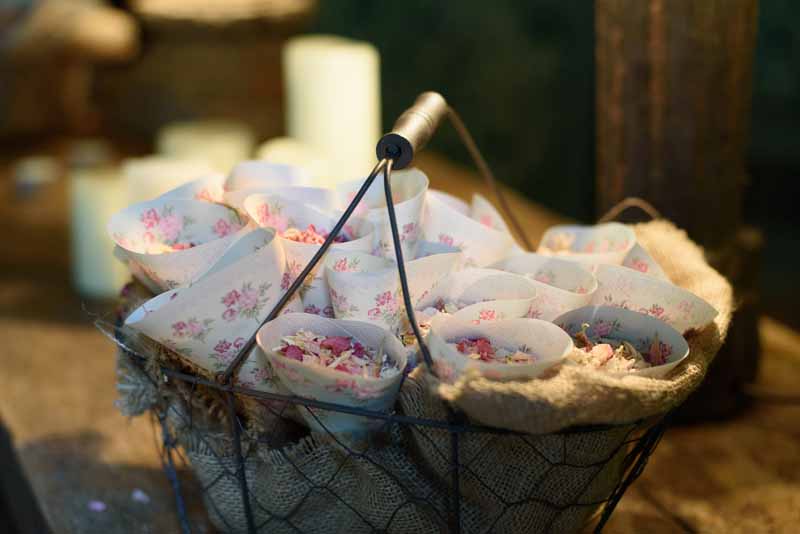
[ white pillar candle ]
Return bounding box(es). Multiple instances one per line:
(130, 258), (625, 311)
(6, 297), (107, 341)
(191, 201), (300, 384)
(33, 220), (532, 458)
(70, 166), (130, 298)
(123, 156), (215, 204)
(283, 35), (381, 186)
(157, 120), (255, 173)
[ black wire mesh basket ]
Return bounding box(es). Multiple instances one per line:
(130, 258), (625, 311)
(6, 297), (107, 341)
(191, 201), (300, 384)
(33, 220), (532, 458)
(105, 94), (678, 533)
(113, 330), (667, 534)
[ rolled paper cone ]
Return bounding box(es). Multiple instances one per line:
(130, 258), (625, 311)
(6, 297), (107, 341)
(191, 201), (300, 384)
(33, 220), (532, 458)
(125, 228), (302, 373)
(157, 120), (255, 173)
(404, 251), (463, 307)
(336, 168), (428, 260)
(108, 198), (246, 290)
(257, 313), (407, 436)
(427, 315), (573, 384)
(284, 35), (381, 186)
(255, 136), (333, 186)
(417, 268), (534, 309)
(590, 264), (718, 334)
(416, 269), (539, 326)
(157, 174), (226, 204)
(324, 252), (401, 332)
(243, 195), (374, 317)
(70, 165), (130, 298)
(491, 253), (598, 321)
(123, 156), (215, 204)
(554, 305), (690, 379)
(226, 185), (337, 215)
(622, 243), (670, 281)
(423, 190), (515, 267)
(536, 222), (636, 269)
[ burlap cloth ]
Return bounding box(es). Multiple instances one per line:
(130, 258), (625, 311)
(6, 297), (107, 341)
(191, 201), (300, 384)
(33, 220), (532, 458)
(425, 219), (733, 435)
(114, 219), (732, 533)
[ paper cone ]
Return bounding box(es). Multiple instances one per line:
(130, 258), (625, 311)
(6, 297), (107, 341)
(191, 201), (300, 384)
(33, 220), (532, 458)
(124, 227), (302, 374)
(491, 253), (598, 321)
(537, 222), (636, 269)
(427, 315), (573, 384)
(324, 252), (402, 332)
(416, 268), (537, 315)
(591, 264), (718, 334)
(225, 185), (337, 215)
(336, 168), (428, 259)
(244, 194), (375, 318)
(554, 305), (690, 378)
(109, 198), (247, 290)
(256, 313), (408, 436)
(422, 190), (516, 267)
(157, 174), (226, 204)
(404, 250), (463, 307)
(622, 243), (670, 281)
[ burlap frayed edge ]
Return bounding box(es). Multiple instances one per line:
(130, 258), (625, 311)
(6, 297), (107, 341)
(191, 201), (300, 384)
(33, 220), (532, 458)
(429, 220), (734, 435)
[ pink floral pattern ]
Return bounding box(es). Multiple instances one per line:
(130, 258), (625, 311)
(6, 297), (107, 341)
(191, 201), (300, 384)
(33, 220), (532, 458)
(332, 256), (361, 273)
(280, 260), (314, 297)
(212, 215), (242, 238)
(366, 290), (401, 325)
(472, 309), (500, 324)
(209, 336), (247, 370)
(304, 304), (335, 318)
(254, 201), (291, 233)
(220, 282), (272, 322)
(629, 258), (649, 273)
(324, 378), (382, 400)
(171, 317), (214, 343)
(533, 269), (556, 285)
(329, 287), (360, 317)
(139, 205), (195, 248)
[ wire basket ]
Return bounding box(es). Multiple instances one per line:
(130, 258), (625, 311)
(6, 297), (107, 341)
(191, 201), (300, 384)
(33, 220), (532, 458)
(105, 96), (682, 533)
(114, 336), (667, 534)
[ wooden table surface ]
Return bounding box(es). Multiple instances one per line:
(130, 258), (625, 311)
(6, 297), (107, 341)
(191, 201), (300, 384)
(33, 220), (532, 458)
(1, 153), (798, 533)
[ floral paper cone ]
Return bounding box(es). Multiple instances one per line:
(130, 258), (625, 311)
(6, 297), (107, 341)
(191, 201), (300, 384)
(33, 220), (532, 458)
(416, 268), (538, 323)
(157, 174), (226, 204)
(244, 194), (375, 318)
(537, 222), (636, 269)
(622, 243), (670, 281)
(590, 264), (718, 334)
(554, 305), (690, 378)
(225, 185), (337, 215)
(124, 227), (302, 374)
(256, 313), (408, 436)
(404, 251), (463, 307)
(422, 190), (516, 267)
(109, 198), (247, 290)
(427, 315), (573, 384)
(335, 168), (428, 259)
(491, 253), (598, 321)
(324, 252), (402, 332)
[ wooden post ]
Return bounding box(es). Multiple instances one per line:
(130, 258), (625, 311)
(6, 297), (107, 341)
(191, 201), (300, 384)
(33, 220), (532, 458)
(595, 0), (762, 420)
(596, 0), (757, 248)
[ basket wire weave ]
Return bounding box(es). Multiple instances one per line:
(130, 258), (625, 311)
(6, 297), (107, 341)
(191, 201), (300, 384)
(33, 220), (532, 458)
(107, 109), (671, 533)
